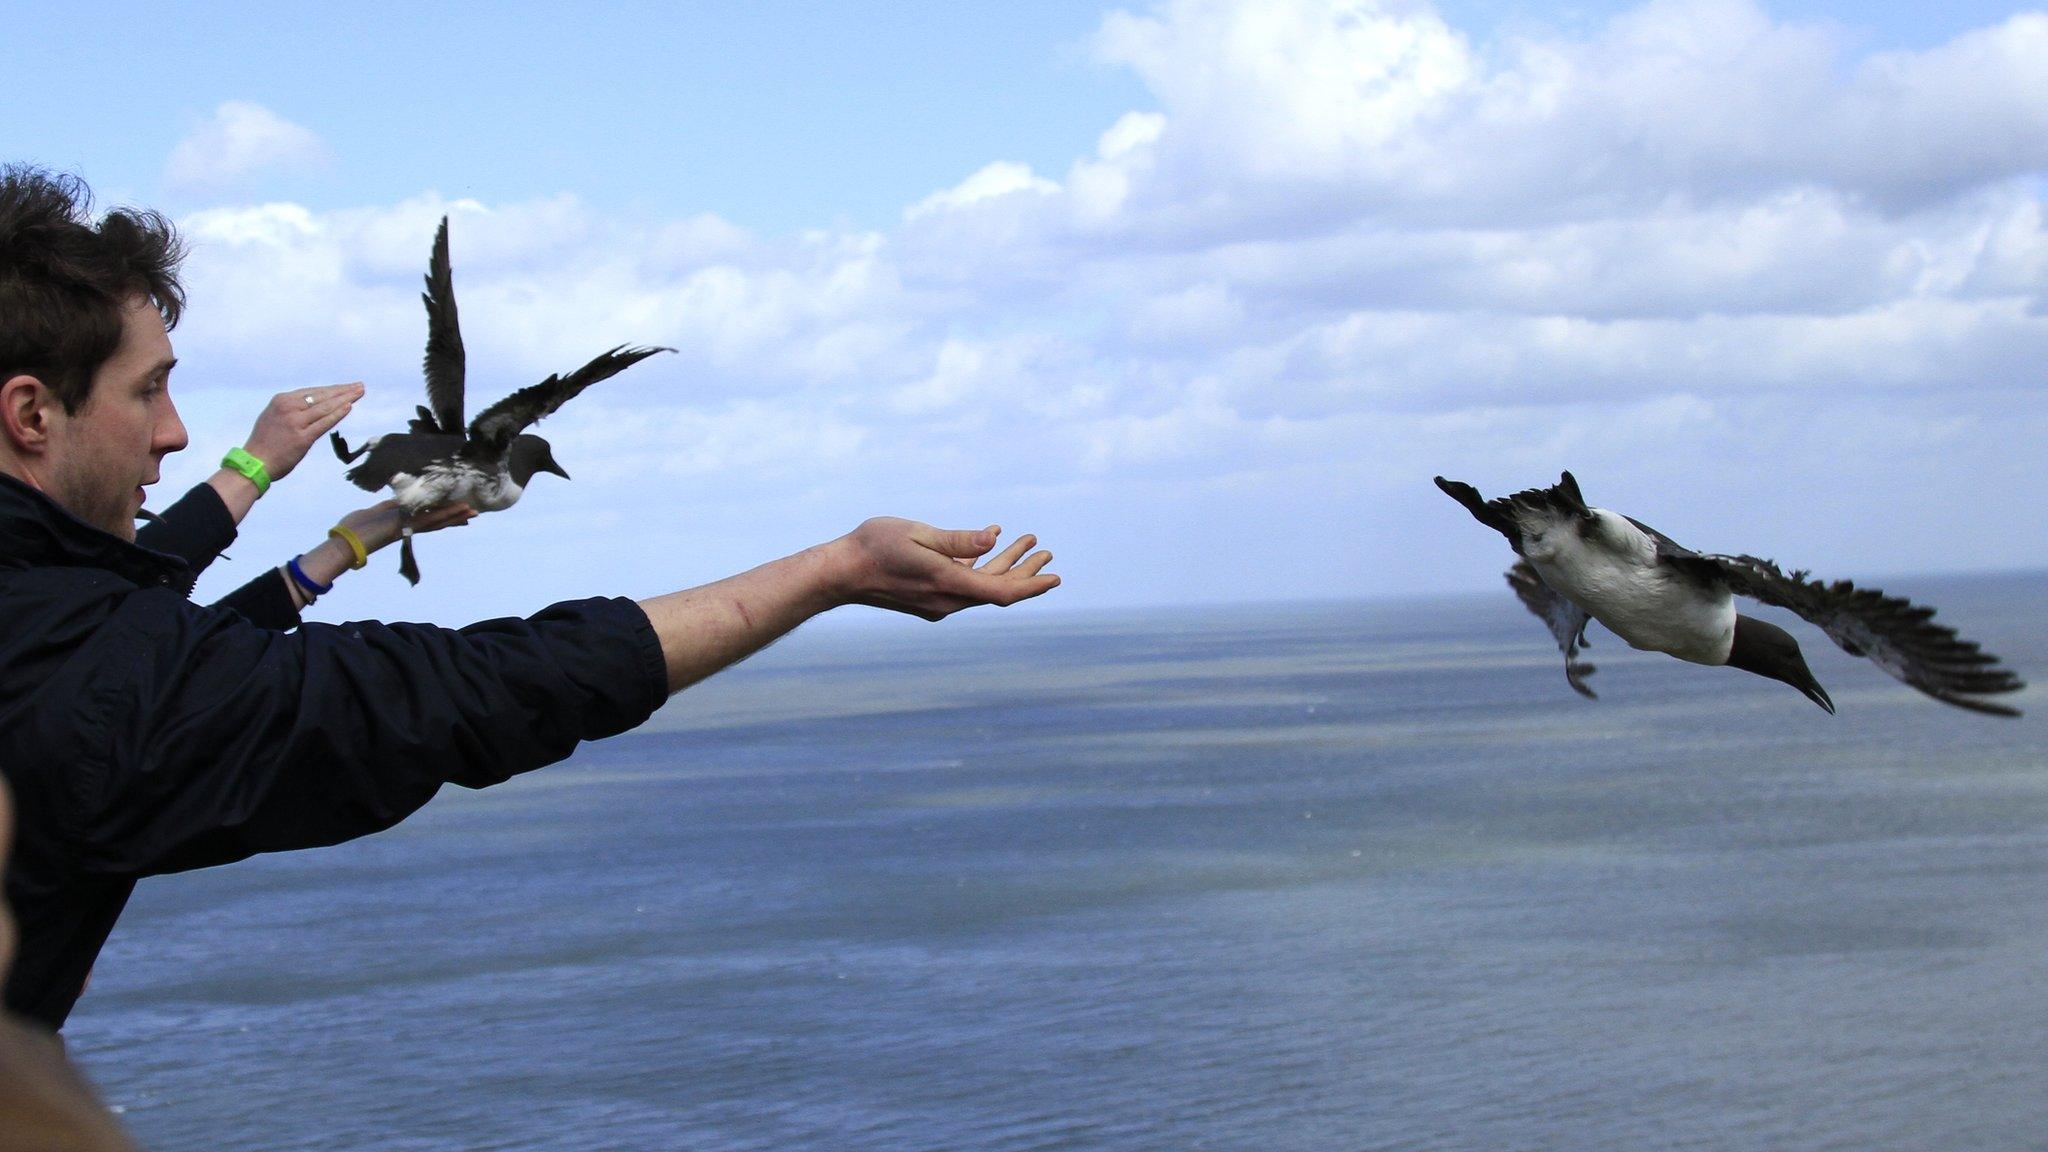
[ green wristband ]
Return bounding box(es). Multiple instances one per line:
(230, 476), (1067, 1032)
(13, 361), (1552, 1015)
(221, 446), (271, 495)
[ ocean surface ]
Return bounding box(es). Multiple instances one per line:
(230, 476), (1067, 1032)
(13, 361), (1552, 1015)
(72, 571), (2046, 1151)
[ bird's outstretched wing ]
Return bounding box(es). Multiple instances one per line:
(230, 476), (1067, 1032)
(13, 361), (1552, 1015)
(1435, 471), (1603, 557)
(465, 345), (672, 455)
(1435, 476), (1523, 551)
(420, 216), (466, 434)
(1506, 559), (1598, 699)
(1704, 555), (2026, 716)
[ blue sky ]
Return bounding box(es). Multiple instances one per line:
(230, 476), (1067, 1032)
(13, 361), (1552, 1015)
(12, 1), (2034, 230)
(11, 2), (1149, 233)
(5, 0), (2046, 625)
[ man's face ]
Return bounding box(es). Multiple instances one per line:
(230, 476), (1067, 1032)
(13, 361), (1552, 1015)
(43, 296), (188, 540)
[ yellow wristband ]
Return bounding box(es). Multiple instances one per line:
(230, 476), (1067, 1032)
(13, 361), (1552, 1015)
(327, 524), (369, 570)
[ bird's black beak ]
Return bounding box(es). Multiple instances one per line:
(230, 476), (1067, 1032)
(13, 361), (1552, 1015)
(1771, 652), (1834, 714)
(543, 459), (570, 480)
(1795, 675), (1835, 715)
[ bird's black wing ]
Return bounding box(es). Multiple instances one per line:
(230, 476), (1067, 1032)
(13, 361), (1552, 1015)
(1704, 554), (2026, 716)
(1506, 559), (1598, 699)
(421, 216), (466, 434)
(465, 345), (672, 455)
(340, 433), (466, 493)
(1436, 471), (1603, 556)
(1435, 476), (1523, 551)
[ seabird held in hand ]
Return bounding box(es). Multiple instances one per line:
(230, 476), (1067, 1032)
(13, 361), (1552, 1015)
(331, 216), (672, 583)
(1434, 471), (2026, 716)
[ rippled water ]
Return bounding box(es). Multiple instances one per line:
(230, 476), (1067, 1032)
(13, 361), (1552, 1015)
(73, 572), (2046, 1150)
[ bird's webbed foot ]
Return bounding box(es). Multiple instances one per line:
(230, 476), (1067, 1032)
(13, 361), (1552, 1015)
(1565, 659), (1598, 699)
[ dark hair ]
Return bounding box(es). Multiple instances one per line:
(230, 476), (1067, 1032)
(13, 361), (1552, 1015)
(0, 164), (187, 414)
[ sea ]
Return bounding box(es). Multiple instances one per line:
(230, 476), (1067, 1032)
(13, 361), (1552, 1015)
(69, 570), (2046, 1152)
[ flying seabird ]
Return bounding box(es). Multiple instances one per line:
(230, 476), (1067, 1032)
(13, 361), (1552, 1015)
(1434, 471), (2026, 716)
(331, 217), (671, 583)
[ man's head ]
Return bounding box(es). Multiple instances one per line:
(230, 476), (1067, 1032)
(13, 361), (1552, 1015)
(0, 166), (190, 539)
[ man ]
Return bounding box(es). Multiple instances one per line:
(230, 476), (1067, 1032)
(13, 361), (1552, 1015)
(0, 165), (1059, 1032)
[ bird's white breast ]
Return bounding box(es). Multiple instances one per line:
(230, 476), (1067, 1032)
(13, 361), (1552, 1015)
(388, 464), (523, 513)
(1522, 507), (1735, 665)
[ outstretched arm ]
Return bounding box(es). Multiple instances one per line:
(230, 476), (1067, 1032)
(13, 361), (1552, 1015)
(71, 524), (1053, 870)
(638, 518), (1058, 693)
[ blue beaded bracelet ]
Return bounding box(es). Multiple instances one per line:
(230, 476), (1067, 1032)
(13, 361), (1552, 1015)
(286, 556), (333, 596)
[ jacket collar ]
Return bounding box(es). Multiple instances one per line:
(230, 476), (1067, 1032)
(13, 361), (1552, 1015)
(0, 471), (194, 594)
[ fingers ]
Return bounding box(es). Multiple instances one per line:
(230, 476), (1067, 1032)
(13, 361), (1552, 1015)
(948, 543), (1059, 608)
(249, 383), (366, 479)
(918, 523), (1000, 560)
(268, 383), (362, 431)
(293, 386), (360, 430)
(278, 382), (364, 407)
(978, 533), (1037, 574)
(1012, 549), (1054, 579)
(411, 503), (477, 534)
(930, 573), (1060, 615)
(309, 400), (353, 437)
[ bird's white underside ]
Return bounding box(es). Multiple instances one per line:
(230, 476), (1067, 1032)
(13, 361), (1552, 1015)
(388, 465), (524, 514)
(1519, 506), (1736, 665)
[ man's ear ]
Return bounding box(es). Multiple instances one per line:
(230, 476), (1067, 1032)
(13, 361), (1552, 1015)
(0, 373), (58, 455)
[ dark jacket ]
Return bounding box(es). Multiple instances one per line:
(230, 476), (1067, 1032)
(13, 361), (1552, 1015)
(0, 473), (668, 1030)
(135, 482), (302, 629)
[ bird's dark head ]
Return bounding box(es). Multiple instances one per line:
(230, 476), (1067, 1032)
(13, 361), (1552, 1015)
(508, 435), (570, 486)
(1727, 615), (1834, 714)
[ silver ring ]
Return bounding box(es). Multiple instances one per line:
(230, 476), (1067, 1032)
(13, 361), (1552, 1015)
(303, 393), (316, 405)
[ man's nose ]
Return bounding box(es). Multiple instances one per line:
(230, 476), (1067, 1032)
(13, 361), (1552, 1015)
(157, 400), (190, 454)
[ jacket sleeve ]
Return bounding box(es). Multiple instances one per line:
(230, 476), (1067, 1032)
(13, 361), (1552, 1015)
(67, 592), (670, 876)
(133, 483), (236, 577)
(208, 567), (303, 630)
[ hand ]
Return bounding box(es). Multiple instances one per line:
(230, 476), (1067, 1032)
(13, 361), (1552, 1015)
(293, 501), (479, 595)
(243, 383), (364, 481)
(826, 518), (1059, 621)
(338, 500), (478, 553)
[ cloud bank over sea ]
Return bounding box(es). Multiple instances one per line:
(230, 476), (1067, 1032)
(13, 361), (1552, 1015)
(151, 0), (2047, 620)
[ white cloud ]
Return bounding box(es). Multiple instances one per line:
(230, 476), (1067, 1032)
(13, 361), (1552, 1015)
(907, 161), (1061, 219)
(1066, 0), (2048, 234)
(1095, 0), (1477, 180)
(163, 1), (2048, 616)
(164, 101), (332, 194)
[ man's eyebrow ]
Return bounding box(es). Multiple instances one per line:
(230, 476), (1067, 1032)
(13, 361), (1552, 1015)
(138, 356), (178, 382)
